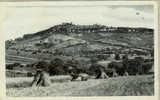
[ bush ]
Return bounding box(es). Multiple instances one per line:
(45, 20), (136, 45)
(141, 62), (153, 74)
(6, 64), (14, 70)
(35, 61), (50, 72)
(108, 61), (125, 76)
(115, 53), (120, 60)
(6, 63), (21, 70)
(49, 58), (68, 75)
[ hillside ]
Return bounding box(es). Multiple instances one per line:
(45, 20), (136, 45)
(5, 23), (154, 64)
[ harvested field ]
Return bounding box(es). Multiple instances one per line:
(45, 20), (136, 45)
(6, 75), (154, 96)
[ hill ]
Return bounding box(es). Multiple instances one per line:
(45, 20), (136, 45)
(5, 23), (154, 64)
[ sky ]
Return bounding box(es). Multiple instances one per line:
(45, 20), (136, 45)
(0, 5), (154, 40)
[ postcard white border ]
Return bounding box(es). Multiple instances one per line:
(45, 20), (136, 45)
(0, 1), (159, 100)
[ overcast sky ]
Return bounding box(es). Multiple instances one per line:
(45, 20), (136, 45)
(1, 5), (154, 40)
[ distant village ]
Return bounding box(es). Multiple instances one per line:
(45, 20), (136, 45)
(51, 22), (153, 34)
(17, 22), (153, 40)
(45, 22), (153, 34)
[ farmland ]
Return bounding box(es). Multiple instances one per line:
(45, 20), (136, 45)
(6, 75), (154, 96)
(5, 23), (154, 96)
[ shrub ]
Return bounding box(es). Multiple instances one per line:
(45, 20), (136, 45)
(49, 58), (68, 75)
(108, 61), (125, 76)
(6, 64), (14, 70)
(115, 53), (120, 60)
(35, 61), (50, 72)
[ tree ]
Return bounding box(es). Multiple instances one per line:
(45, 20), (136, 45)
(115, 53), (120, 60)
(6, 64), (13, 70)
(49, 58), (68, 75)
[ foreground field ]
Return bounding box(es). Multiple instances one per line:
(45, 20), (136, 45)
(6, 75), (154, 96)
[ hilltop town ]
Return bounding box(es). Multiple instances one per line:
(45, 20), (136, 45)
(17, 22), (153, 40)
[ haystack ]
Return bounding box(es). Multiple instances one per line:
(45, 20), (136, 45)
(31, 69), (51, 87)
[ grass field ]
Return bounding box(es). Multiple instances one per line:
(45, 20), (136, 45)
(6, 75), (154, 96)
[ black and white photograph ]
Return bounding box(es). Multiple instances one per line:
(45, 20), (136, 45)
(0, 1), (158, 98)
